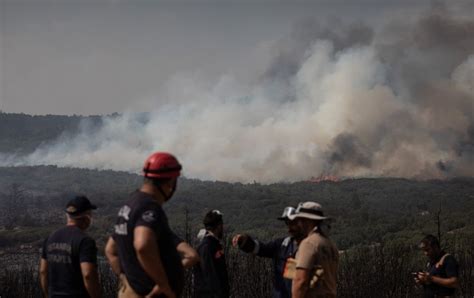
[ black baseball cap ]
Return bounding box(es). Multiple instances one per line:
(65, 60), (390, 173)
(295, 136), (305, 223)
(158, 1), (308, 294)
(65, 196), (97, 215)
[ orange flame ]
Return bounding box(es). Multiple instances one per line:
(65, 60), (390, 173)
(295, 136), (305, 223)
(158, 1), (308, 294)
(308, 175), (340, 183)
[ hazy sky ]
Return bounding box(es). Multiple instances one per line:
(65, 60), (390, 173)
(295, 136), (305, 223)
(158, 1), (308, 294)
(0, 0), (432, 115)
(1, 0), (473, 182)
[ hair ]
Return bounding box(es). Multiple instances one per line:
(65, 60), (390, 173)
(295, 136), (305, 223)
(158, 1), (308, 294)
(67, 211), (91, 221)
(420, 234), (440, 249)
(203, 210), (223, 230)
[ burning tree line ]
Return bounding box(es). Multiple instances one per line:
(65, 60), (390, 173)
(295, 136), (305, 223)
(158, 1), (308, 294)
(1, 236), (473, 298)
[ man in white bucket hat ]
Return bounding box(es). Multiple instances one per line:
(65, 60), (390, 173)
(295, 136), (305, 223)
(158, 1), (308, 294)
(289, 202), (339, 298)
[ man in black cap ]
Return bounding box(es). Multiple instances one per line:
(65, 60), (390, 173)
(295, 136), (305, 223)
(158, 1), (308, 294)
(39, 195), (101, 298)
(231, 206), (304, 298)
(194, 210), (229, 298)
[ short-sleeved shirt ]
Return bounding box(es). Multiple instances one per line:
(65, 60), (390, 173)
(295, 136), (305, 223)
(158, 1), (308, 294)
(295, 229), (338, 298)
(41, 225), (97, 298)
(194, 234), (230, 298)
(423, 252), (459, 298)
(112, 190), (184, 296)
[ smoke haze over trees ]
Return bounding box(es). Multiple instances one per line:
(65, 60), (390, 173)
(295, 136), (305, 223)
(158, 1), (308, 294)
(0, 2), (473, 183)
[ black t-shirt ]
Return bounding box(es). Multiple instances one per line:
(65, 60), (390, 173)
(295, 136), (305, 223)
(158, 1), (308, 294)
(113, 190), (184, 296)
(193, 234), (230, 298)
(423, 252), (459, 298)
(41, 225), (97, 298)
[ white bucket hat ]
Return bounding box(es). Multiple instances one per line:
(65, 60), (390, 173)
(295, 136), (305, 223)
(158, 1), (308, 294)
(288, 201), (328, 221)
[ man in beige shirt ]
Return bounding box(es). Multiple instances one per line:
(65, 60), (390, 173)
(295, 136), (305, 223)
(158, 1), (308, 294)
(289, 202), (338, 298)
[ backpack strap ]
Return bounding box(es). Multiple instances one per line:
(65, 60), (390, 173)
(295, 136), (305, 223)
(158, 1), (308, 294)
(435, 253), (451, 269)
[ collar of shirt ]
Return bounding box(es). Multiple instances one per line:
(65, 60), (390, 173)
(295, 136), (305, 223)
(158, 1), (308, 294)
(205, 230), (221, 241)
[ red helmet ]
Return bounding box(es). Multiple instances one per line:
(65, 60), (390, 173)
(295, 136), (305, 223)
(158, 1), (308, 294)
(143, 152), (182, 179)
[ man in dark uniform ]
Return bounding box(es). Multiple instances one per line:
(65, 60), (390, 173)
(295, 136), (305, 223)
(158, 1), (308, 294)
(194, 210), (229, 298)
(39, 196), (101, 298)
(104, 152), (199, 298)
(415, 234), (459, 298)
(231, 206), (304, 298)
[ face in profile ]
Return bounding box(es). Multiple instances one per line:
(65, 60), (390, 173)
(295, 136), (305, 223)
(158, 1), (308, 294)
(163, 178), (178, 201)
(216, 223), (224, 239)
(420, 244), (435, 260)
(286, 219), (304, 239)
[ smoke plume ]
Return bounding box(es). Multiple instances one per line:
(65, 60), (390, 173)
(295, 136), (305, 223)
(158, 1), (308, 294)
(1, 2), (473, 183)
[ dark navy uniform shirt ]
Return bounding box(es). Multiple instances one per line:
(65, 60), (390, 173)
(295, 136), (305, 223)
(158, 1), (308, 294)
(194, 234), (230, 298)
(256, 236), (298, 298)
(112, 190), (184, 296)
(423, 252), (459, 298)
(41, 225), (97, 298)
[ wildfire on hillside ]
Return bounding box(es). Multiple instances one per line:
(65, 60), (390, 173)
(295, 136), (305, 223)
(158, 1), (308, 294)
(308, 175), (340, 183)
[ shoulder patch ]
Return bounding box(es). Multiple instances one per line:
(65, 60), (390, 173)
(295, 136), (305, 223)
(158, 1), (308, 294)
(142, 210), (157, 223)
(282, 237), (291, 247)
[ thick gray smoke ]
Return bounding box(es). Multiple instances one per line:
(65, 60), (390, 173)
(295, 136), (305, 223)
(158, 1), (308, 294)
(2, 2), (473, 183)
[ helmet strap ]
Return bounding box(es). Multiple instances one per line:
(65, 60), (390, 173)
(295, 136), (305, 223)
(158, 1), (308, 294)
(157, 186), (171, 201)
(150, 178), (176, 202)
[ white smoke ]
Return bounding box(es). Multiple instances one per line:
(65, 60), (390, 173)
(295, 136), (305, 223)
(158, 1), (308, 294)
(1, 2), (473, 183)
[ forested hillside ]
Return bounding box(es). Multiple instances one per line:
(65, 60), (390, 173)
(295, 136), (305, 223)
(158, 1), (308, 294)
(0, 112), (102, 154)
(0, 166), (472, 250)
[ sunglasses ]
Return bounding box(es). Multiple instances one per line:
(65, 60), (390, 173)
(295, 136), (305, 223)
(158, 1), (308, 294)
(281, 207), (296, 219)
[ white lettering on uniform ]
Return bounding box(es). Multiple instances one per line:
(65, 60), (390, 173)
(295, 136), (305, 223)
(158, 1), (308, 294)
(49, 254), (72, 264)
(118, 206), (131, 220)
(114, 223), (128, 235)
(48, 242), (72, 254)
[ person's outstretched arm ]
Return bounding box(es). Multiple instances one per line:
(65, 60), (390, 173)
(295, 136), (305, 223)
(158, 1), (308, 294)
(257, 238), (283, 258)
(176, 241), (200, 268)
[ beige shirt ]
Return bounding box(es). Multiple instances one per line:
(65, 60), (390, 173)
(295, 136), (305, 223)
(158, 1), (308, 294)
(295, 229), (339, 298)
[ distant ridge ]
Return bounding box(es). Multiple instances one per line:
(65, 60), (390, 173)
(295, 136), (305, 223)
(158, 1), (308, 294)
(0, 113), (103, 154)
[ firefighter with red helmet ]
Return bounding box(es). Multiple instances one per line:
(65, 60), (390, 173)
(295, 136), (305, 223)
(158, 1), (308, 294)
(105, 152), (199, 298)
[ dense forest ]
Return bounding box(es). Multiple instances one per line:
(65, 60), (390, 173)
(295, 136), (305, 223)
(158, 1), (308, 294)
(0, 167), (473, 297)
(0, 166), (473, 251)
